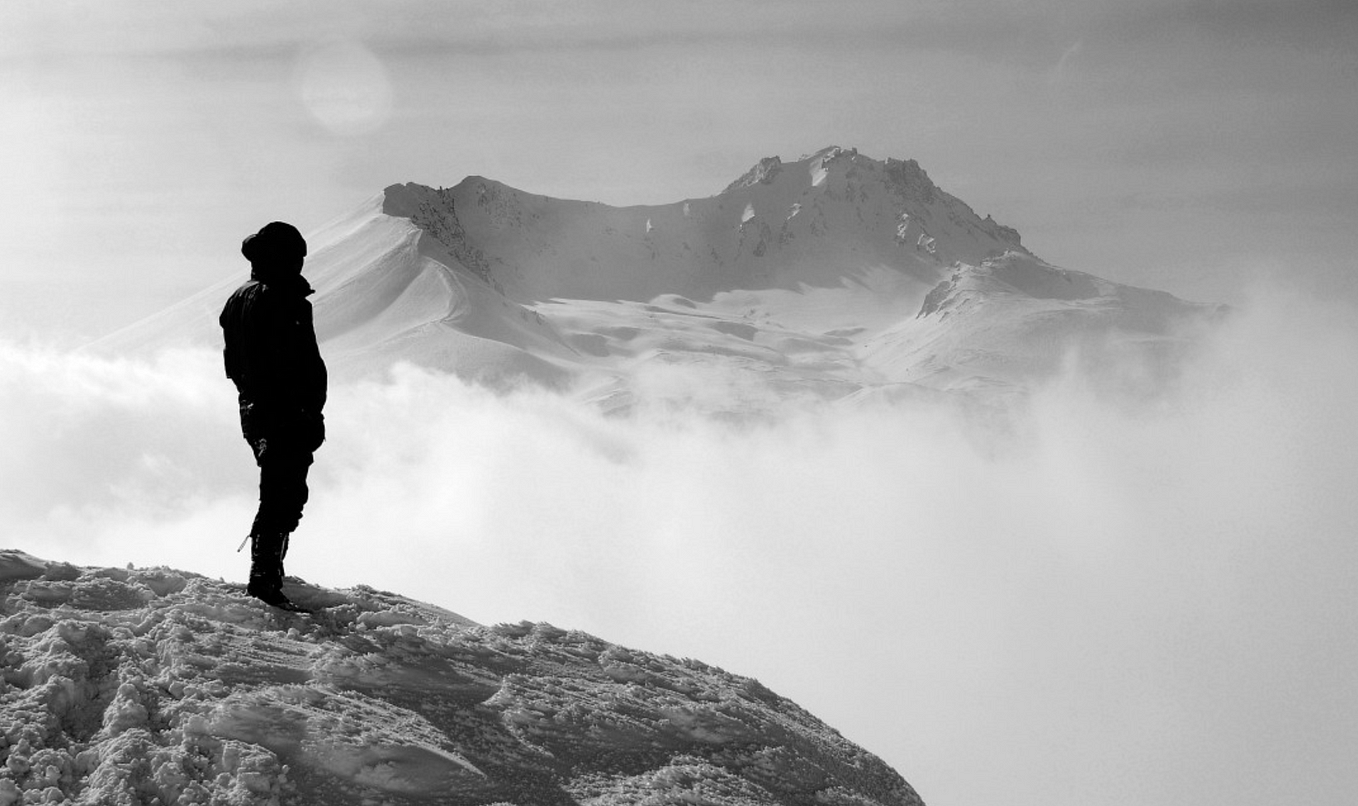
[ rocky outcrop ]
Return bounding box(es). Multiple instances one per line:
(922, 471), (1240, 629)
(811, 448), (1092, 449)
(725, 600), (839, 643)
(724, 156), (785, 193)
(383, 183), (494, 284)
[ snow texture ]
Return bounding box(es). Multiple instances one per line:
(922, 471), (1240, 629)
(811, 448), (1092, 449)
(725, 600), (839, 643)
(0, 550), (920, 806)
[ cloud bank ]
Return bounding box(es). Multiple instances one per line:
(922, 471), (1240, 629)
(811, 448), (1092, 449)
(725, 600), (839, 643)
(3, 284), (1356, 806)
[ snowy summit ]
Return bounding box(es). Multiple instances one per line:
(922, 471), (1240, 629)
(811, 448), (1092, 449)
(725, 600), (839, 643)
(0, 550), (921, 806)
(98, 146), (1218, 411)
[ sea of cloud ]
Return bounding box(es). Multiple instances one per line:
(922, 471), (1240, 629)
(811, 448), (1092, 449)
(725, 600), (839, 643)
(2, 283), (1356, 806)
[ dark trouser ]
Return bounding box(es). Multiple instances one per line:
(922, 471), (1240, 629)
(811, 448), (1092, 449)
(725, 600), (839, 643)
(249, 438), (315, 537)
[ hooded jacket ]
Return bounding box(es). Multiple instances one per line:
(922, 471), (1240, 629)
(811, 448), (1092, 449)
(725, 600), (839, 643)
(220, 262), (327, 449)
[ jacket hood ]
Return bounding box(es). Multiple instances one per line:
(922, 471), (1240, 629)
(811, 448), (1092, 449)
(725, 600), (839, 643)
(242, 221), (309, 291)
(242, 222), (307, 262)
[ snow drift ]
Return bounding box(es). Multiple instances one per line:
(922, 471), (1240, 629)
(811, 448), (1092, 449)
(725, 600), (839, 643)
(0, 550), (920, 805)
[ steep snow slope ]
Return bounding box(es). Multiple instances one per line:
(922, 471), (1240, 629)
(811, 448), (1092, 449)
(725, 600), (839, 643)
(92, 147), (1217, 402)
(0, 550), (921, 806)
(97, 193), (575, 387)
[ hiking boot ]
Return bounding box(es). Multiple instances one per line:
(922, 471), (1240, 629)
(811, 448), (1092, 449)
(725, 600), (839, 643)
(247, 532), (307, 612)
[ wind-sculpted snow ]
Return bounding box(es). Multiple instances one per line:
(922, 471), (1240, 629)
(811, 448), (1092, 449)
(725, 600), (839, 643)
(0, 551), (921, 806)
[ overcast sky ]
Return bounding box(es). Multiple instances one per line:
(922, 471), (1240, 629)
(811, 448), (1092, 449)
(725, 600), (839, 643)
(2, 0), (1356, 341)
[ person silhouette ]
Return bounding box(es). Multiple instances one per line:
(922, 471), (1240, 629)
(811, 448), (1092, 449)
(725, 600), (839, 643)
(219, 221), (327, 611)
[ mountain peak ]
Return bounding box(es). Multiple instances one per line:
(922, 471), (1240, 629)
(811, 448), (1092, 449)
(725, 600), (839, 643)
(0, 550), (922, 805)
(380, 181), (447, 218)
(799, 145), (856, 162)
(723, 155), (784, 193)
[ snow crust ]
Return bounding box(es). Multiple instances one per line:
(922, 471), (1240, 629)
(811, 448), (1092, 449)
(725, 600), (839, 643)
(0, 550), (920, 806)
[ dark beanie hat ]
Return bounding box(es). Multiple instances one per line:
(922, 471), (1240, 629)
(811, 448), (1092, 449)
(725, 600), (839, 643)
(241, 221), (307, 264)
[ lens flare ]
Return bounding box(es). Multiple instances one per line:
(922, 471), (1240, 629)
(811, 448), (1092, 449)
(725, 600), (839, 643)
(294, 38), (393, 137)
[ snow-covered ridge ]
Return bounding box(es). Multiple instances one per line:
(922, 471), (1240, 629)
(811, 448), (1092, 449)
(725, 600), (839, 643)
(96, 145), (1033, 360)
(92, 146), (1219, 405)
(375, 145), (1032, 308)
(0, 550), (921, 805)
(723, 155), (784, 193)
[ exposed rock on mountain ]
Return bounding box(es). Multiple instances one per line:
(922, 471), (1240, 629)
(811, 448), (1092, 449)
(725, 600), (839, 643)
(724, 156), (785, 192)
(0, 550), (921, 806)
